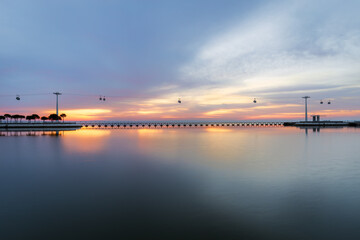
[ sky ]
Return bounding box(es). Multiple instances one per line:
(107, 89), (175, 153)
(1, 0), (359, 121)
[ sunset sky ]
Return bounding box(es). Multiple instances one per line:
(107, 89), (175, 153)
(1, 0), (359, 121)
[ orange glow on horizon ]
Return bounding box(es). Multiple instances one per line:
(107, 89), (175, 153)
(3, 103), (359, 121)
(45, 108), (112, 121)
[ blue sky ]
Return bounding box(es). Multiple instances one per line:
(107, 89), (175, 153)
(1, 0), (359, 120)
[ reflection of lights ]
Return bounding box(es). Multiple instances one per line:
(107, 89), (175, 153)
(205, 128), (233, 133)
(66, 129), (111, 137)
(62, 129), (111, 154)
(137, 129), (164, 135)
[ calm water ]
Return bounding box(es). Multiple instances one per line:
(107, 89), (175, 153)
(1, 127), (360, 240)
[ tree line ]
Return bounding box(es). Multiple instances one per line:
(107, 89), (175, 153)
(0, 113), (67, 123)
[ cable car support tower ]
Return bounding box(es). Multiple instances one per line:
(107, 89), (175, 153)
(302, 96), (310, 122)
(53, 92), (62, 116)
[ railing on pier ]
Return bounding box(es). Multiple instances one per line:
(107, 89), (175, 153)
(77, 121), (284, 129)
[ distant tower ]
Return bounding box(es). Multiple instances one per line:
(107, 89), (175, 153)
(302, 96), (310, 121)
(53, 92), (62, 116)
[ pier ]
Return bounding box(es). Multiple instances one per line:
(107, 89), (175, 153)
(2, 120), (359, 130)
(77, 121), (284, 129)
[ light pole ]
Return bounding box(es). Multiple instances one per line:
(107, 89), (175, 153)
(53, 92), (62, 116)
(302, 96), (310, 121)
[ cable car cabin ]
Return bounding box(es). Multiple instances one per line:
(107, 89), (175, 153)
(99, 97), (102, 101)
(328, 101), (331, 104)
(320, 100), (323, 104)
(253, 98), (257, 103)
(16, 95), (20, 100)
(103, 97), (106, 101)
(178, 98), (181, 104)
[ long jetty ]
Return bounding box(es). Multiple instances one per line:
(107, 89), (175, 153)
(1, 121), (359, 130)
(78, 121), (284, 129)
(78, 120), (360, 129)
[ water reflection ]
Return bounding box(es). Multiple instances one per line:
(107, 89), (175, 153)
(299, 126), (345, 133)
(0, 130), (67, 137)
(61, 129), (111, 154)
(1, 127), (360, 239)
(137, 128), (165, 135)
(205, 128), (233, 133)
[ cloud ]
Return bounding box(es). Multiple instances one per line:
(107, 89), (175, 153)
(180, 0), (360, 92)
(161, 0), (360, 119)
(1, 0), (359, 120)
